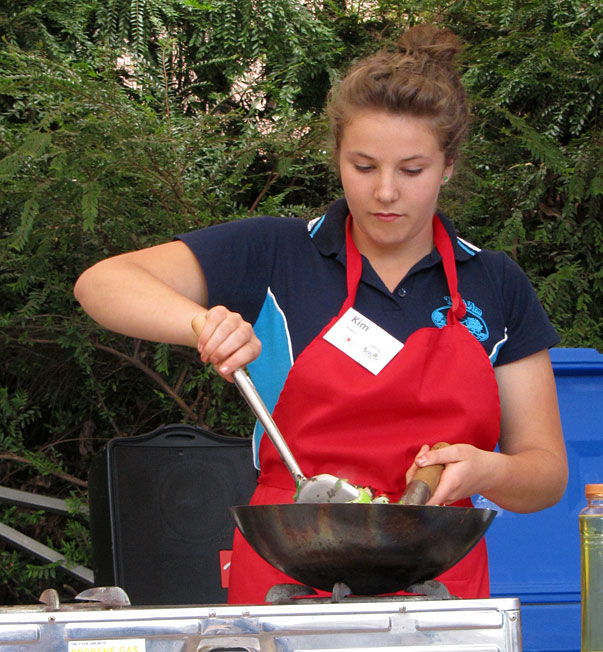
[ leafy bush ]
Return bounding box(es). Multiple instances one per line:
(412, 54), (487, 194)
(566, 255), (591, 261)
(435, 0), (603, 349)
(0, 0), (340, 603)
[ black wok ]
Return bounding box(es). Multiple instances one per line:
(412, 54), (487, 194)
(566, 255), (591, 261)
(231, 501), (496, 595)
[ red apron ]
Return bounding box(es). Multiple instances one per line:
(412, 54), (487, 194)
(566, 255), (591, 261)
(228, 215), (501, 604)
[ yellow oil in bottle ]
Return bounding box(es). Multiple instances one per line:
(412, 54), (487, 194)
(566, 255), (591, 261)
(580, 484), (603, 652)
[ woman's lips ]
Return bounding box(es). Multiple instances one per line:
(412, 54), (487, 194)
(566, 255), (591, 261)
(373, 212), (403, 222)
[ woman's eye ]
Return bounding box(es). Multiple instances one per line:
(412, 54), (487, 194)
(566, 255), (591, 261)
(404, 168), (423, 176)
(354, 164), (373, 173)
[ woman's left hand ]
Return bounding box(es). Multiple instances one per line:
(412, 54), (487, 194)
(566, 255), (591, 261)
(406, 350), (568, 513)
(406, 443), (493, 506)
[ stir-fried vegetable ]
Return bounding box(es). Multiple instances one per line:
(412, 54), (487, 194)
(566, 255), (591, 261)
(349, 485), (391, 504)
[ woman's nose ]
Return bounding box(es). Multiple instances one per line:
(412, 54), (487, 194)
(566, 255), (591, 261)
(374, 173), (399, 203)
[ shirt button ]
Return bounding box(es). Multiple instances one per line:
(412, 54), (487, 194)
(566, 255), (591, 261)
(397, 287), (407, 298)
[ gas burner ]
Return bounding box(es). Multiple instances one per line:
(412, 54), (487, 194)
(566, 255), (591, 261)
(265, 580), (456, 604)
(34, 587), (131, 612)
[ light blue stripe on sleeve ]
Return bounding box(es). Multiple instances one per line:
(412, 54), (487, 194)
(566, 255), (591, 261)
(489, 328), (508, 364)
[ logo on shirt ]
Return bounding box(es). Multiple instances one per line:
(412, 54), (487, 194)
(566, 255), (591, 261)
(431, 297), (489, 342)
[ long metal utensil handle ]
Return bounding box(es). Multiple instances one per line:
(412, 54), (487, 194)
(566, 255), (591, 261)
(190, 314), (306, 485)
(232, 368), (306, 484)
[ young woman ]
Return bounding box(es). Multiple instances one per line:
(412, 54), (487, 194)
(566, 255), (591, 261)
(74, 24), (568, 602)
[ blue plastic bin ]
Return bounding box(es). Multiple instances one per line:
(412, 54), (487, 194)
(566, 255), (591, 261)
(486, 347), (603, 652)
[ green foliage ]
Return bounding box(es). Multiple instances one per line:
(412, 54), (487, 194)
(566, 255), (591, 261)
(0, 505), (90, 604)
(1, 0), (337, 115)
(0, 0), (601, 603)
(0, 0), (340, 603)
(421, 0), (603, 348)
(0, 44), (332, 448)
(0, 387), (39, 448)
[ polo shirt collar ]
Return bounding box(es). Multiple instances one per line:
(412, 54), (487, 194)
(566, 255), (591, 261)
(309, 197), (476, 266)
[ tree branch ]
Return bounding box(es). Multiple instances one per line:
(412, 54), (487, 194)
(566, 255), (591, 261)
(0, 453), (88, 489)
(249, 171), (280, 214)
(92, 340), (196, 419)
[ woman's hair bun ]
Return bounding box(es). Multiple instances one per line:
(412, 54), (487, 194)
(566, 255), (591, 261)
(396, 24), (463, 66)
(327, 22), (469, 163)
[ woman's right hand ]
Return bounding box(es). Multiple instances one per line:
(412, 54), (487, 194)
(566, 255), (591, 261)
(192, 306), (261, 381)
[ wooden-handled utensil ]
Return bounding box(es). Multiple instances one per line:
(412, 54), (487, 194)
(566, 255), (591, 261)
(398, 442), (449, 505)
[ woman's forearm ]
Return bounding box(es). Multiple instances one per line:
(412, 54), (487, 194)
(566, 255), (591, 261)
(479, 447), (568, 513)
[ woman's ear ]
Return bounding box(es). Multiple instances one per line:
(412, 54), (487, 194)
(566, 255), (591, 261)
(442, 161), (454, 185)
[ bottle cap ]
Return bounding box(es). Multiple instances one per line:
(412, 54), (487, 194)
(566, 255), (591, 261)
(585, 484), (603, 496)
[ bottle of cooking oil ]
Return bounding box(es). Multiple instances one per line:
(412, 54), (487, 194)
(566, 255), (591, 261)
(580, 483), (603, 652)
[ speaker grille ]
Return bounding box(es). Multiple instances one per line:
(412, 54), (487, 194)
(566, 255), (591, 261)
(89, 424), (257, 605)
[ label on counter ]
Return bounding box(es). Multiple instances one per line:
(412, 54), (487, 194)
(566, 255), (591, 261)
(68, 640), (145, 652)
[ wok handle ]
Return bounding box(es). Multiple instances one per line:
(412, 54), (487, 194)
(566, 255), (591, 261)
(191, 315), (306, 484)
(399, 442), (449, 505)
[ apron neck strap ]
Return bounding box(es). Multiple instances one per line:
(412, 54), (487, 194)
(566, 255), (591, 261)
(341, 215), (362, 313)
(343, 213), (466, 321)
(433, 215), (466, 321)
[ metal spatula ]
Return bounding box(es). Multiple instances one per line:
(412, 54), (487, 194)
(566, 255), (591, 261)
(192, 317), (360, 503)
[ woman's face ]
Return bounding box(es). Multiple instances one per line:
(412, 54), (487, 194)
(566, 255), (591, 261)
(339, 109), (453, 263)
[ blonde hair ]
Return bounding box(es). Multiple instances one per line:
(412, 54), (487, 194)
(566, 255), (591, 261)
(327, 24), (469, 163)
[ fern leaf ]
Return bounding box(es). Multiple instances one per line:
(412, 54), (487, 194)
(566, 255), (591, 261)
(81, 182), (100, 232)
(9, 198), (39, 252)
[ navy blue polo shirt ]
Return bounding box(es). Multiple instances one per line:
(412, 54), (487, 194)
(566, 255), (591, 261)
(177, 198), (559, 461)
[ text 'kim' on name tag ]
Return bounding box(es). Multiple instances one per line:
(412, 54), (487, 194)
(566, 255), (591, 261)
(323, 307), (404, 375)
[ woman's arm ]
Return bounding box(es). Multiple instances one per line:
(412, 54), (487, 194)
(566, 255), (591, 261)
(74, 241), (261, 378)
(414, 349), (568, 512)
(74, 241), (207, 345)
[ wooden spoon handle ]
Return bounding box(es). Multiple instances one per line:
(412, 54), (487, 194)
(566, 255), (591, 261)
(191, 313), (208, 337)
(399, 442), (449, 505)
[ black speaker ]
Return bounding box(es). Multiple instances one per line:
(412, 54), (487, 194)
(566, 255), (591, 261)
(88, 423), (257, 605)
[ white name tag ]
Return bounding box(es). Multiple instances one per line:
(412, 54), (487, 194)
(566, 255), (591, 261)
(323, 307), (404, 375)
